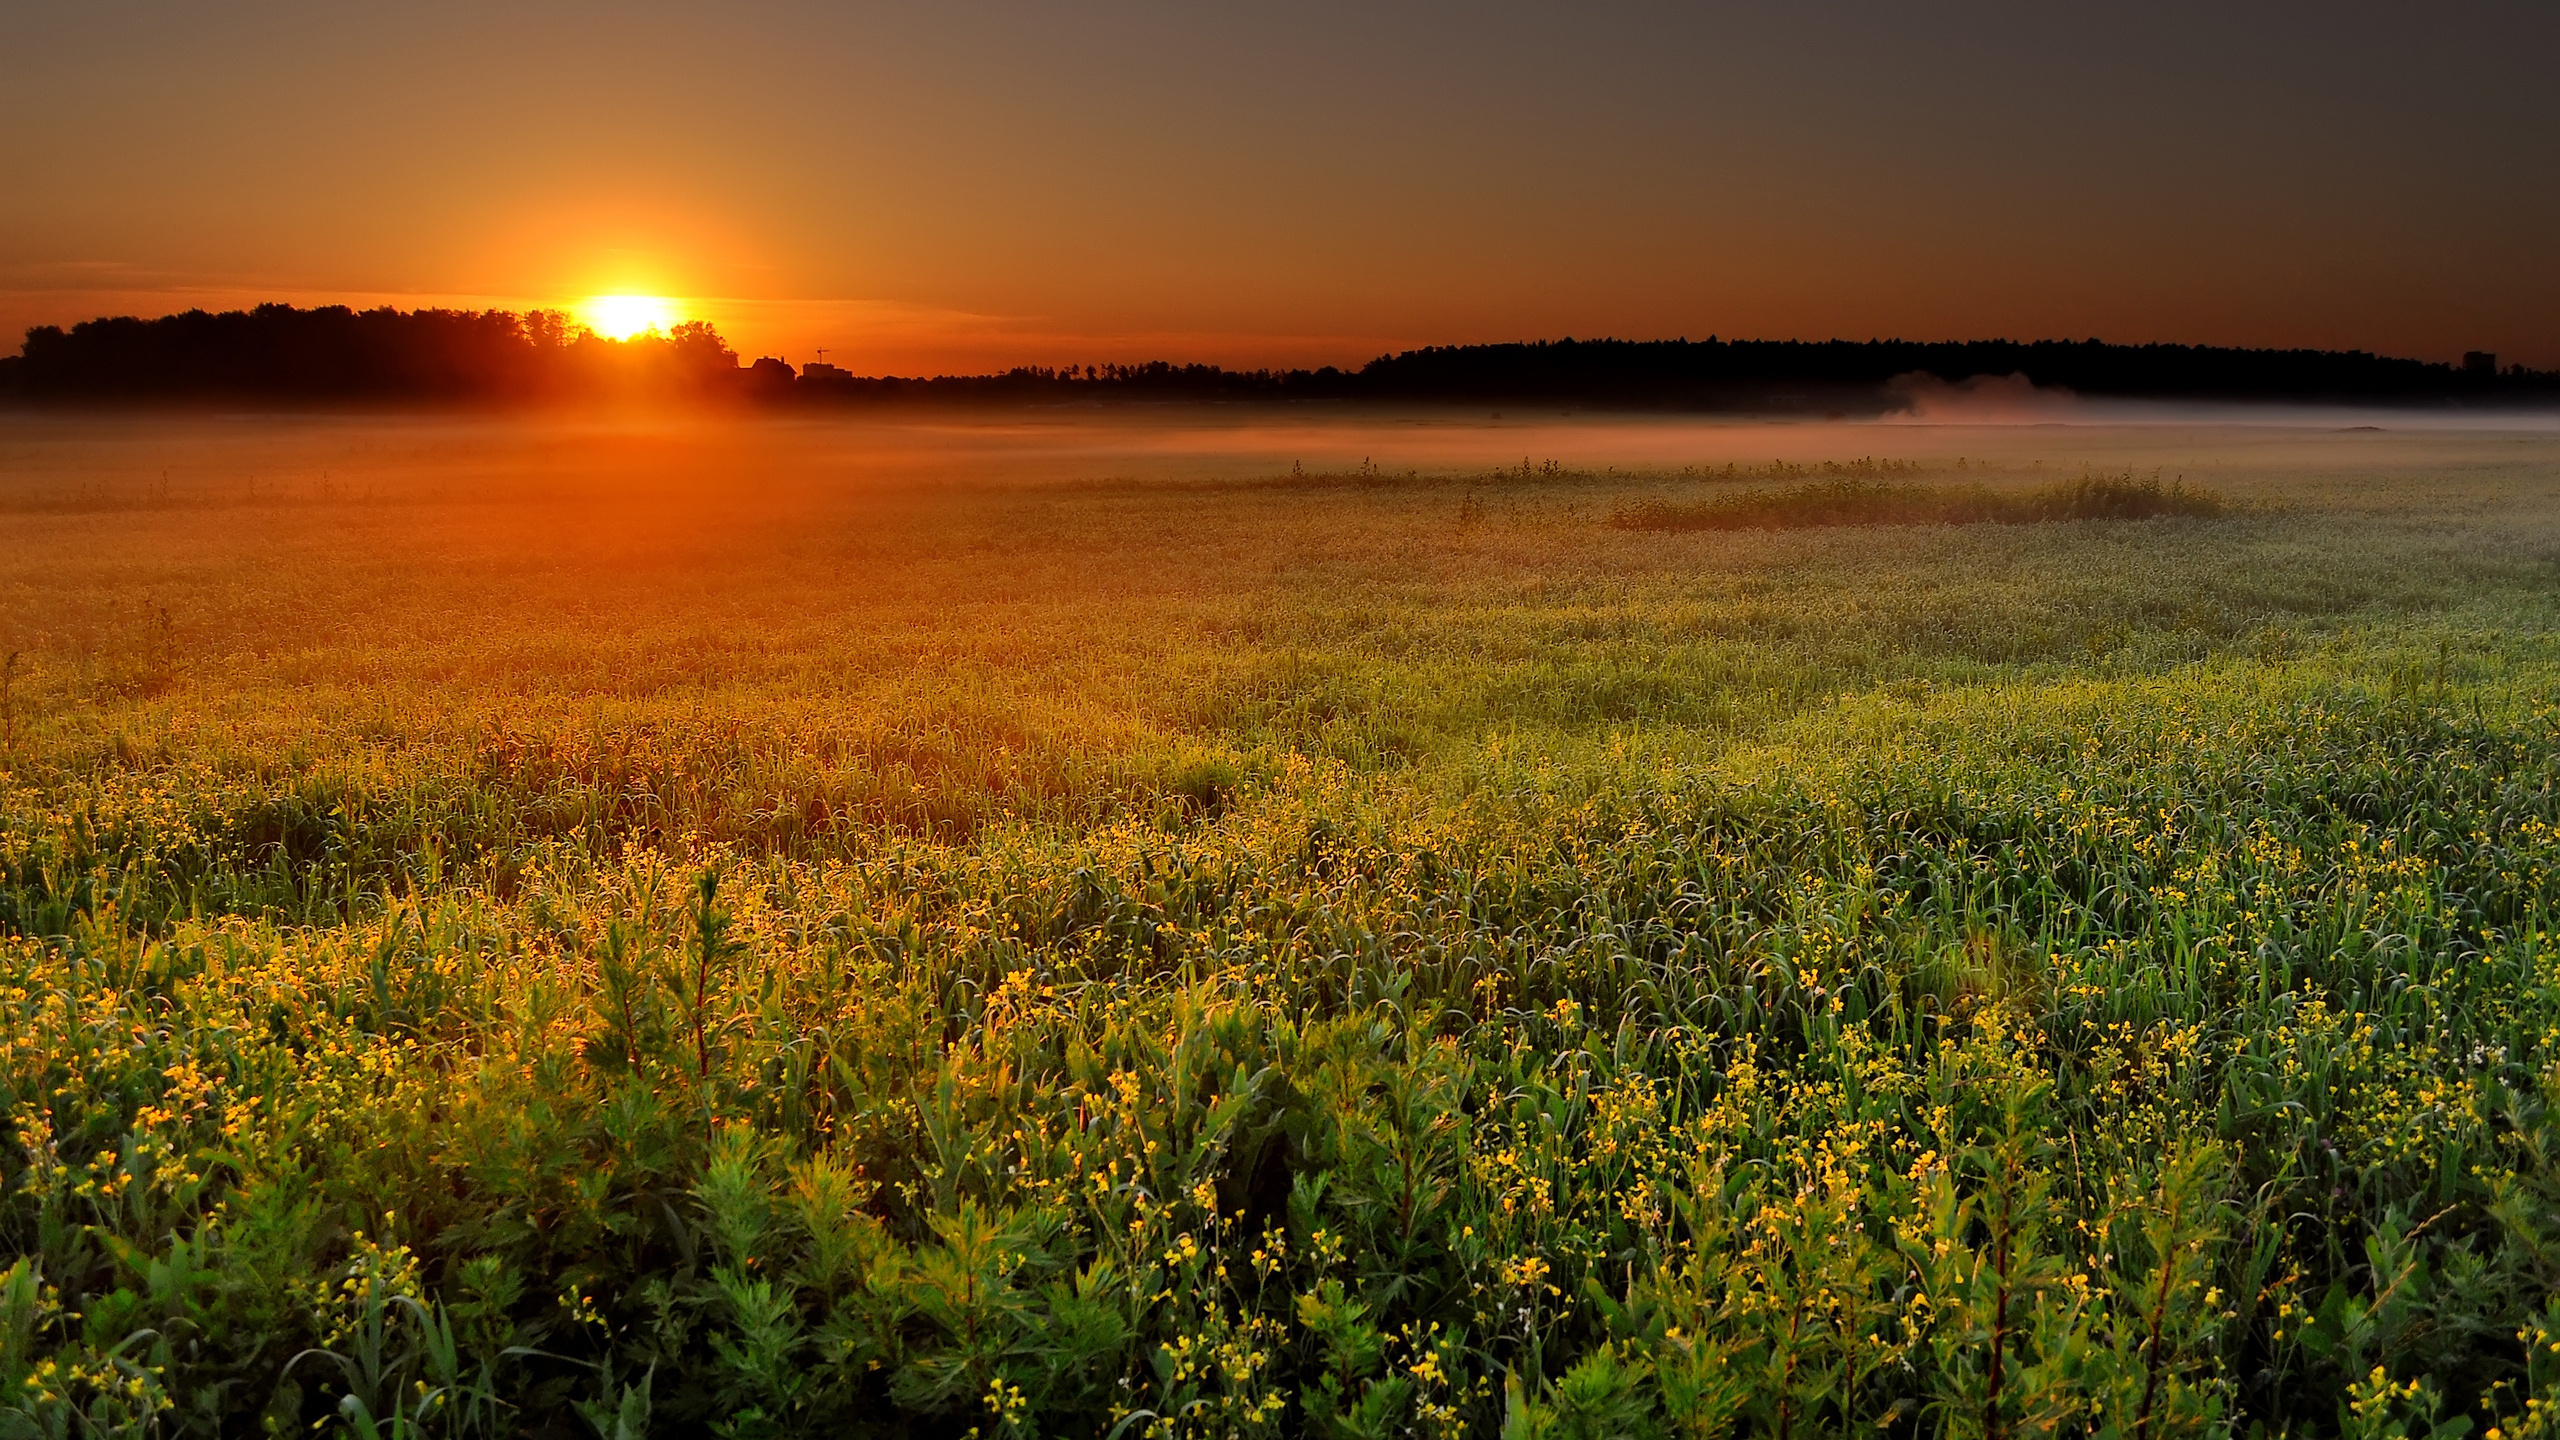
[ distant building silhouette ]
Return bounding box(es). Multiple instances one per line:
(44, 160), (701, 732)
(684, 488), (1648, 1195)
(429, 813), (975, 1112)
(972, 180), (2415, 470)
(2465, 351), (2498, 376)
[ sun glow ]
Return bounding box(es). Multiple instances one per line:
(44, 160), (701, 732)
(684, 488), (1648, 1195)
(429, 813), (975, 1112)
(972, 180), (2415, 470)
(580, 294), (679, 340)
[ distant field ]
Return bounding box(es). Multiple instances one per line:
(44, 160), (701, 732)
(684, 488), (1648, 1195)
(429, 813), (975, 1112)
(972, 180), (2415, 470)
(4, 408), (2559, 1438)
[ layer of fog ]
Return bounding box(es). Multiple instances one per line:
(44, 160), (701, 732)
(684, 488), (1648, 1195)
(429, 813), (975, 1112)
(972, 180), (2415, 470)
(5, 399), (2560, 510)
(1883, 370), (2560, 432)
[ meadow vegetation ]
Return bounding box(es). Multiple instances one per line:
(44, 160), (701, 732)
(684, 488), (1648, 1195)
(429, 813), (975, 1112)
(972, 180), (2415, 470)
(2, 412), (2558, 1438)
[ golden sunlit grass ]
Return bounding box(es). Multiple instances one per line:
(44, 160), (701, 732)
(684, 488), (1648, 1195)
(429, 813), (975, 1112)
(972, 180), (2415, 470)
(578, 292), (680, 340)
(3, 413), (2560, 1437)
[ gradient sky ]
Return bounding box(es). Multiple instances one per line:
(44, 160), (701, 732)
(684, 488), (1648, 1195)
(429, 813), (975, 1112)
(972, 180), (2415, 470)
(5, 2), (2555, 373)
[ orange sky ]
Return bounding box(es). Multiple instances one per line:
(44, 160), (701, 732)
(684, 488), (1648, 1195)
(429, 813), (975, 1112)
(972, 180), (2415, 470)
(6, 3), (2555, 374)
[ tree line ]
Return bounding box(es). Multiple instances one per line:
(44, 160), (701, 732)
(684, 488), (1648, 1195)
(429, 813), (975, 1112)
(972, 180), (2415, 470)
(0, 304), (739, 399)
(3, 304), (2552, 405)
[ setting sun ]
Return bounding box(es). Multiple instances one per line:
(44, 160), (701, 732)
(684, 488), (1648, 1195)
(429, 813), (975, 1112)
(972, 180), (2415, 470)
(579, 294), (678, 340)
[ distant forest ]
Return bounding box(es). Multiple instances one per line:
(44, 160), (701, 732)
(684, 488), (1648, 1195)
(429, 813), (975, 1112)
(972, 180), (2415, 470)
(0, 305), (740, 400)
(2, 303), (2553, 407)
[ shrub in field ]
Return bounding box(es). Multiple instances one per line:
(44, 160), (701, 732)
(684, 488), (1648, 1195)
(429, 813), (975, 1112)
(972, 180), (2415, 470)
(1610, 473), (2226, 531)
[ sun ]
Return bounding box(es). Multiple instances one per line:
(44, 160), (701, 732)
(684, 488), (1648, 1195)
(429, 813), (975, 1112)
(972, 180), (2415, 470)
(579, 294), (679, 340)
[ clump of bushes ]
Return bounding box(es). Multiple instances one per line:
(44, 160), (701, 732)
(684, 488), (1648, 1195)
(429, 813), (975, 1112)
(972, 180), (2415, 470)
(1611, 472), (2226, 531)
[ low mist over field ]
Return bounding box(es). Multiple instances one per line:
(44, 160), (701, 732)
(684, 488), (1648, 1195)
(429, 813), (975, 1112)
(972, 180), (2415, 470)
(11, 399), (2557, 502)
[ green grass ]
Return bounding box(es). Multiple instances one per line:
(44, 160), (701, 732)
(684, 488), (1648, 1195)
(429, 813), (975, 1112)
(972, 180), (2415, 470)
(2, 412), (2559, 1438)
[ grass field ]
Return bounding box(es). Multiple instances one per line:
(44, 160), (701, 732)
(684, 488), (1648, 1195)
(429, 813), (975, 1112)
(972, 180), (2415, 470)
(4, 408), (2560, 1439)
